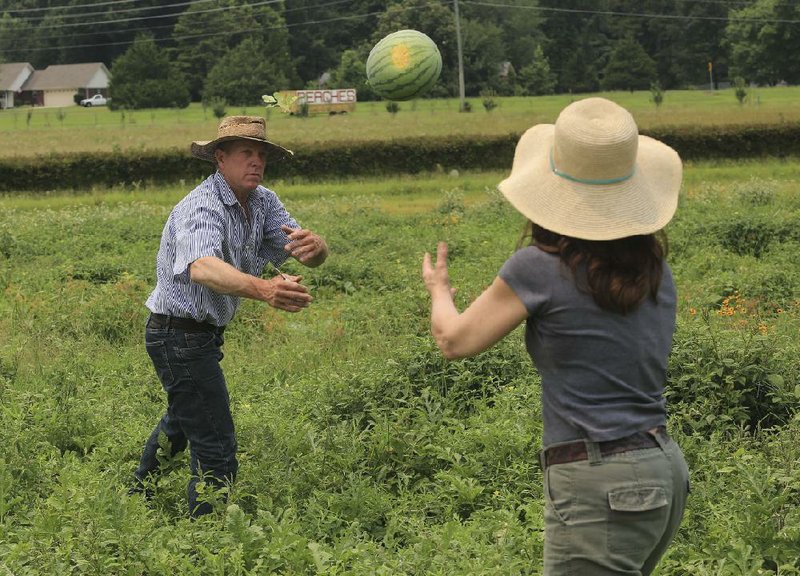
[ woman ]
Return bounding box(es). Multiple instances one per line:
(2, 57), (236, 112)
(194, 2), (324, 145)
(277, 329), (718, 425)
(422, 98), (689, 575)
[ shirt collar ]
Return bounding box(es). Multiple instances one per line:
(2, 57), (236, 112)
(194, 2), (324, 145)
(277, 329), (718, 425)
(214, 171), (266, 207)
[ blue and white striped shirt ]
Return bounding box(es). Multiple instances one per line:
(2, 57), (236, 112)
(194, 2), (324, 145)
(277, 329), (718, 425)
(145, 171), (298, 326)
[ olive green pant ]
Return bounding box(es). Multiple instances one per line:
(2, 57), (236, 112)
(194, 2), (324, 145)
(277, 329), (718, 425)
(542, 433), (689, 575)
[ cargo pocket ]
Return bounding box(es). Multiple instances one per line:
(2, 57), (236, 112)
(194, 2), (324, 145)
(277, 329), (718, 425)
(607, 487), (669, 557)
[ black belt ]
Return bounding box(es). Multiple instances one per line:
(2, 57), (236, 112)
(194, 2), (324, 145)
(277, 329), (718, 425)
(147, 313), (224, 333)
(543, 427), (667, 468)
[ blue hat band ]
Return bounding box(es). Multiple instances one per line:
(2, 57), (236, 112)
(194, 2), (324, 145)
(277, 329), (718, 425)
(550, 148), (635, 185)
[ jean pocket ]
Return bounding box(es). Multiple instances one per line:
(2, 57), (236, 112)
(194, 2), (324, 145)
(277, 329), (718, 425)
(177, 331), (222, 363)
(607, 486), (669, 556)
(183, 331), (216, 350)
(146, 340), (174, 388)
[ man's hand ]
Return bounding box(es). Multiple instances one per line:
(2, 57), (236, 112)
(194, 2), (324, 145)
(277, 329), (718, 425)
(282, 224), (328, 267)
(256, 273), (312, 312)
(189, 256), (313, 313)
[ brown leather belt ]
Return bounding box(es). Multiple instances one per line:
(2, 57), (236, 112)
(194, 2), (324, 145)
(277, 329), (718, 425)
(147, 313), (224, 333)
(542, 427), (667, 468)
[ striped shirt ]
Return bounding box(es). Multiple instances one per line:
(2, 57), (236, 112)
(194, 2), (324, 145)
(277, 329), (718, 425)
(145, 171), (298, 326)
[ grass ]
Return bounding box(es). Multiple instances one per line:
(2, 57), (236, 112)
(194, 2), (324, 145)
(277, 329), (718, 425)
(1, 161), (799, 573)
(1, 86), (798, 158)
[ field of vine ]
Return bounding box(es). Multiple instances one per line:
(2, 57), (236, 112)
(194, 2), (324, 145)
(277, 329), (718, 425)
(0, 158), (799, 573)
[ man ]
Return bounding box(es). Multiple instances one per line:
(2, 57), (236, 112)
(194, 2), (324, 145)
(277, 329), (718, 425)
(132, 116), (328, 517)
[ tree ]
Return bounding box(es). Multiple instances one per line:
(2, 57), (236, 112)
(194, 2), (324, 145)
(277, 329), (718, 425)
(517, 45), (556, 96)
(330, 47), (375, 100)
(459, 19), (507, 96)
(109, 35), (190, 109)
(0, 11), (46, 68)
(0, 0), (183, 69)
(539, 0), (609, 94)
(283, 0), (380, 87)
(172, 1), (295, 102)
(601, 36), (657, 91)
(460, 0), (545, 76)
(559, 40), (601, 94)
(202, 37), (289, 107)
(726, 0), (800, 85)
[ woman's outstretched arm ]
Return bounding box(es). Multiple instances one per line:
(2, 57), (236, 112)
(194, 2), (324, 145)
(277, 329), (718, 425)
(422, 242), (529, 359)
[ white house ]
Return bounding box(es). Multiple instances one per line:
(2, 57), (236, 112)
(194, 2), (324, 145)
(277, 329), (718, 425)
(0, 62), (34, 109)
(20, 62), (110, 107)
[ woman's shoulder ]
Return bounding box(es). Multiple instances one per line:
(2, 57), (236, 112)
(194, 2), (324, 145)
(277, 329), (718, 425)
(503, 245), (561, 272)
(500, 245), (566, 288)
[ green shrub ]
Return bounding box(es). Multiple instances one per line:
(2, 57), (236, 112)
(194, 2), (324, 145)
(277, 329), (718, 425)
(209, 98), (227, 120)
(650, 81), (664, 108)
(668, 302), (798, 434)
(3, 125), (800, 193)
(480, 90), (498, 112)
(717, 215), (780, 257)
(735, 77), (748, 106)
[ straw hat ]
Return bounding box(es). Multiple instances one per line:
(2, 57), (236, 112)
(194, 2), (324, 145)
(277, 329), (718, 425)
(498, 97), (682, 241)
(191, 115), (293, 162)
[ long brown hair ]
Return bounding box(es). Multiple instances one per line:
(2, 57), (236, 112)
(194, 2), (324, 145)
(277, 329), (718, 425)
(518, 222), (667, 314)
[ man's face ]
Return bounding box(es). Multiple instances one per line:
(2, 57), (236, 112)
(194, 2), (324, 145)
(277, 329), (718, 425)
(215, 139), (269, 196)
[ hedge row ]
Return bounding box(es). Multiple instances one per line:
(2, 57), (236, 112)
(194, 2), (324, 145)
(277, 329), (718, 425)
(1, 124), (799, 193)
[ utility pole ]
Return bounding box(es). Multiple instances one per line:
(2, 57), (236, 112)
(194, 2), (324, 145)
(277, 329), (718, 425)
(453, 0), (466, 111)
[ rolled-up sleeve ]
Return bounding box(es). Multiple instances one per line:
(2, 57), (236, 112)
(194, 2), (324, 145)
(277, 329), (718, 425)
(173, 203), (225, 282)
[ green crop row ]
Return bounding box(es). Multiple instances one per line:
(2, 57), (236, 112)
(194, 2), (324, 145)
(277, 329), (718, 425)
(2, 124), (800, 193)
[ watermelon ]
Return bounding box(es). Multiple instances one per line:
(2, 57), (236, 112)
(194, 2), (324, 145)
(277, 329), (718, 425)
(366, 29), (442, 101)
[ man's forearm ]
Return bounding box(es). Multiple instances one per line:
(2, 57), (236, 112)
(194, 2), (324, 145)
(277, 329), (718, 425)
(189, 256), (259, 298)
(188, 256), (312, 312)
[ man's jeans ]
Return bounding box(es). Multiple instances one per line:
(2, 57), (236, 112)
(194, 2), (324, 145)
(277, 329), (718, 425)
(135, 325), (237, 517)
(542, 432), (689, 575)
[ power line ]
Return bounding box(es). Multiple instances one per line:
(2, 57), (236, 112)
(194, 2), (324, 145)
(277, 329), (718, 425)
(2, 0), (795, 57)
(9, 0), (215, 22)
(462, 0), (800, 24)
(671, 0), (791, 6)
(4, 0), (141, 13)
(0, 0), (357, 41)
(3, 0), (284, 30)
(0, 2), (423, 55)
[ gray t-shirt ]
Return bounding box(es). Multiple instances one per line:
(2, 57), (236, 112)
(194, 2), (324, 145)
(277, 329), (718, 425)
(498, 246), (676, 447)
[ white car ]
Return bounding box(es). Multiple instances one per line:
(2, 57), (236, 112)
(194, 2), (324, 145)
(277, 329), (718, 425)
(80, 94), (109, 107)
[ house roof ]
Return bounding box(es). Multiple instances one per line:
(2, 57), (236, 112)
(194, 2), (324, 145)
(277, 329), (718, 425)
(22, 62), (110, 90)
(0, 62), (34, 91)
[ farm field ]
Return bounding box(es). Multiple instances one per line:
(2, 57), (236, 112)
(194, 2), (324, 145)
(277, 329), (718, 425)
(1, 161), (799, 573)
(1, 87), (799, 159)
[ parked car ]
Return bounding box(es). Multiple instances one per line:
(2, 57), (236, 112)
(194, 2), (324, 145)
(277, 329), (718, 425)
(80, 94), (109, 107)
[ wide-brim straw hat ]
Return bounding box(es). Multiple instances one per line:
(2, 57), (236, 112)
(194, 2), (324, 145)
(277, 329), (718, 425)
(498, 97), (682, 241)
(191, 115), (293, 162)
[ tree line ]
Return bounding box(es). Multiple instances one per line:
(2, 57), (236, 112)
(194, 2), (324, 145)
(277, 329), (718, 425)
(0, 0), (798, 109)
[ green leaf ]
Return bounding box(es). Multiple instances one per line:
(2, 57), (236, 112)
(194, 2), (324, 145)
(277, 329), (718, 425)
(262, 91), (298, 113)
(766, 374), (785, 387)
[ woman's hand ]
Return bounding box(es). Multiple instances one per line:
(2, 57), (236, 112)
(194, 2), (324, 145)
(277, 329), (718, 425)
(422, 241), (528, 360)
(422, 241), (457, 300)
